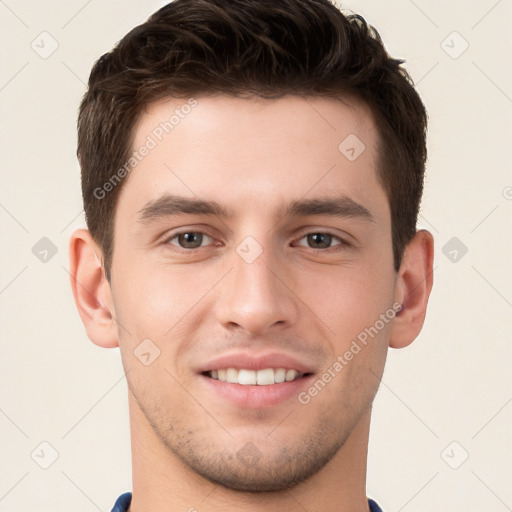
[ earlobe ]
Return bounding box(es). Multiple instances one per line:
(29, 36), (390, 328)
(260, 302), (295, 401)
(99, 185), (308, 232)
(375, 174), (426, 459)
(68, 229), (119, 348)
(389, 229), (434, 349)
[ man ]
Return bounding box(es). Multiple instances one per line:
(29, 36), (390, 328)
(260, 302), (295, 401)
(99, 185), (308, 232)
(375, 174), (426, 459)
(69, 0), (433, 510)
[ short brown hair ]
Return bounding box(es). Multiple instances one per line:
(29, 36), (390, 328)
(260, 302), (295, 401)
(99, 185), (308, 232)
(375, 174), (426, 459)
(77, 0), (427, 280)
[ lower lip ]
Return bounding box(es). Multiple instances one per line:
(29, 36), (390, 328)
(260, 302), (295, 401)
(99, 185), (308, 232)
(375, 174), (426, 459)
(199, 374), (315, 408)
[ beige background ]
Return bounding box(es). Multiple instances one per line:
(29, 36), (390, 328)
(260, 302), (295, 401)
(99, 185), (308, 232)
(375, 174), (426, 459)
(1, 1), (511, 510)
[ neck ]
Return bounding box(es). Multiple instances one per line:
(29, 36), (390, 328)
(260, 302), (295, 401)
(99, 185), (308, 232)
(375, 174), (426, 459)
(128, 393), (372, 512)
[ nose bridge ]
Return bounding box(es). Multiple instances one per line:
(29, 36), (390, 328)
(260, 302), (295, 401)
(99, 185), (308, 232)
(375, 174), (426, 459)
(215, 236), (298, 335)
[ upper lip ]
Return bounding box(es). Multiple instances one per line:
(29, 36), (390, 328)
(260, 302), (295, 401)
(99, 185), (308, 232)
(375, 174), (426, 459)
(196, 351), (316, 374)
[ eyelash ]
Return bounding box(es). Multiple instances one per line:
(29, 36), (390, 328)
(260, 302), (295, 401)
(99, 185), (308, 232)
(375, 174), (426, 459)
(163, 229), (352, 253)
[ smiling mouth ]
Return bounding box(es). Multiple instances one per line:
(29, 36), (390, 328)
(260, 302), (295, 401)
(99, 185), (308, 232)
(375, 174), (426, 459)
(203, 368), (313, 386)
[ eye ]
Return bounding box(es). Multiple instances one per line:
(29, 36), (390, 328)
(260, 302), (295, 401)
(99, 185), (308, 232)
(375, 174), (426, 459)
(295, 232), (349, 250)
(166, 231), (215, 249)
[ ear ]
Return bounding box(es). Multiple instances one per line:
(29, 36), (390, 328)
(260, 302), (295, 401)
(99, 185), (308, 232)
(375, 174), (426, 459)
(389, 229), (434, 349)
(68, 229), (119, 348)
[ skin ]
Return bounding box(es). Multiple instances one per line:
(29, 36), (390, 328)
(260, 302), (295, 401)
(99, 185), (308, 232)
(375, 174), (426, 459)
(69, 95), (433, 512)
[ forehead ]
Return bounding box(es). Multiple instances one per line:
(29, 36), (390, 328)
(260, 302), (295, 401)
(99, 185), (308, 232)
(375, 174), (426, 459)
(117, 94), (387, 224)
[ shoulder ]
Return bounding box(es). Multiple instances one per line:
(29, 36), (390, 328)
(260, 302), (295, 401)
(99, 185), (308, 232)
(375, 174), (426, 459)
(368, 498), (384, 512)
(110, 492), (132, 512)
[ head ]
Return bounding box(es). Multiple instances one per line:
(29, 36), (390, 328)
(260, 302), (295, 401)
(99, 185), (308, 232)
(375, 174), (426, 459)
(77, 0), (427, 281)
(71, 0), (433, 494)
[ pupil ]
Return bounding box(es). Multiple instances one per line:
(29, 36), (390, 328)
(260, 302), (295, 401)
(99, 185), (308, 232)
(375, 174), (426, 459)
(309, 233), (331, 249)
(180, 232), (202, 248)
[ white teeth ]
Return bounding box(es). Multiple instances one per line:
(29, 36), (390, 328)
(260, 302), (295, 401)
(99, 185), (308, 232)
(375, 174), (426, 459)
(226, 367), (238, 384)
(274, 368), (286, 383)
(238, 369), (257, 385)
(256, 368), (274, 385)
(209, 367), (304, 385)
(285, 369), (298, 382)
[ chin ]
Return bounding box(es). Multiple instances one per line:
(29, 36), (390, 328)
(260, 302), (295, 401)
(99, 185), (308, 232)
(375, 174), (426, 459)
(175, 430), (344, 493)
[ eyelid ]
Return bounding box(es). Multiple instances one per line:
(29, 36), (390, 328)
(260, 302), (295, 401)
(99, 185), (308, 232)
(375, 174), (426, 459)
(293, 225), (354, 244)
(293, 231), (351, 249)
(162, 226), (220, 249)
(168, 232), (214, 247)
(160, 226), (354, 252)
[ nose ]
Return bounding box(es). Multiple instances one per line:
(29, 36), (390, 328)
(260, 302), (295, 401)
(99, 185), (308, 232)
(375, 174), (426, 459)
(214, 244), (299, 336)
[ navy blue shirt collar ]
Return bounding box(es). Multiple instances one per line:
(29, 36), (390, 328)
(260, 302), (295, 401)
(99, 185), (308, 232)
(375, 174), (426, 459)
(111, 492), (383, 511)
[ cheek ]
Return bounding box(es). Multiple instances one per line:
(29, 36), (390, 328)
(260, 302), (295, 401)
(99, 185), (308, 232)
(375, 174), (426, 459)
(111, 255), (170, 344)
(306, 272), (392, 413)
(112, 257), (220, 347)
(302, 262), (396, 344)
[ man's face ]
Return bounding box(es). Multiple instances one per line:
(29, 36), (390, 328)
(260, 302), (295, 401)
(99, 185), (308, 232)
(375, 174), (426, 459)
(109, 95), (398, 491)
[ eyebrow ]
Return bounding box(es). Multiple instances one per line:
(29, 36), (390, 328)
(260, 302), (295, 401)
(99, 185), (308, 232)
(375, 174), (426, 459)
(136, 194), (375, 224)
